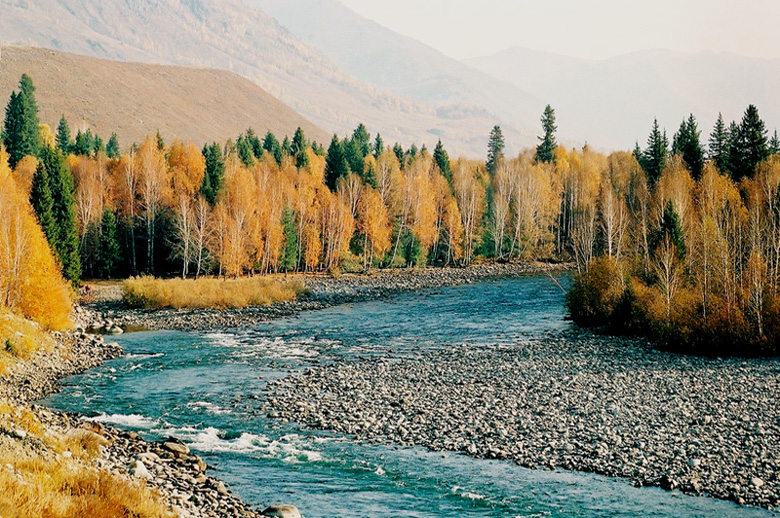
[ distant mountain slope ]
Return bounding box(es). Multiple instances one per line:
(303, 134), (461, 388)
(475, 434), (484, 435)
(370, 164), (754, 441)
(0, 0), (529, 156)
(0, 46), (329, 148)
(465, 47), (780, 149)
(248, 0), (541, 143)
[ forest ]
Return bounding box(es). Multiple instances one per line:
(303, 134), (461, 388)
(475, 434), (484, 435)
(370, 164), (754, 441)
(2, 74), (780, 354)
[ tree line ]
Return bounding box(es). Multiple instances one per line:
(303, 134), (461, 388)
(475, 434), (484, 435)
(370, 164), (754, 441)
(3, 73), (780, 353)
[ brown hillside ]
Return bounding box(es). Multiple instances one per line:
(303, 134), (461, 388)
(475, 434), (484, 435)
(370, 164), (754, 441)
(0, 46), (330, 149)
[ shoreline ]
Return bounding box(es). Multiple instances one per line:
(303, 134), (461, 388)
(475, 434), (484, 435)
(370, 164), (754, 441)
(84, 262), (569, 332)
(266, 328), (780, 511)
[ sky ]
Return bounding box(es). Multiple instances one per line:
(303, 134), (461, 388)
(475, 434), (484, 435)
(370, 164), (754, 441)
(338, 0), (780, 61)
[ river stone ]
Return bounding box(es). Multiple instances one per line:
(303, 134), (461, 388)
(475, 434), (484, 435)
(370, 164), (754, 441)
(262, 505), (302, 518)
(163, 438), (190, 455)
(129, 459), (151, 480)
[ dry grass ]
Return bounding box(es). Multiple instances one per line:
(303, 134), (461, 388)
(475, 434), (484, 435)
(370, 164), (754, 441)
(122, 275), (305, 310)
(0, 310), (54, 376)
(0, 402), (173, 518)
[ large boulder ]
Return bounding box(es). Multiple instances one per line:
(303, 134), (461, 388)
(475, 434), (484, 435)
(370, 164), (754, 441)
(262, 504), (302, 518)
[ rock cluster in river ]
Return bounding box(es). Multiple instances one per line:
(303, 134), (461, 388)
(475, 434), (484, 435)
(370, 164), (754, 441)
(84, 263), (565, 331)
(267, 329), (780, 510)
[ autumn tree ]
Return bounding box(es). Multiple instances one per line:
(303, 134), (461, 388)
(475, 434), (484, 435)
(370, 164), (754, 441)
(136, 136), (170, 274)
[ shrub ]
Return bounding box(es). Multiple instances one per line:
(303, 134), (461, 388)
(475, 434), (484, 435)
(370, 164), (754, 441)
(567, 257), (625, 326)
(122, 275), (304, 309)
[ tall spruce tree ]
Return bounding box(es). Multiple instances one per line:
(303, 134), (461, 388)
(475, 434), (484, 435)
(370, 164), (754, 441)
(236, 134), (254, 167)
(246, 128), (263, 159)
(433, 140), (452, 185)
(263, 131), (283, 166)
(671, 114), (704, 179)
(652, 201), (686, 259)
(98, 209), (121, 278)
(281, 206), (298, 272)
(201, 143), (225, 205)
(642, 118), (668, 183)
(373, 133), (384, 158)
(730, 104), (769, 181)
(709, 113), (730, 174)
(352, 123), (371, 158)
(486, 125), (505, 175)
(770, 130), (780, 155)
(535, 104), (558, 163)
(55, 115), (72, 154)
(29, 161), (57, 247)
(40, 146), (81, 283)
(106, 133), (120, 158)
(281, 136), (292, 157)
(325, 135), (349, 191)
(291, 127), (309, 168)
(392, 143), (404, 167)
(3, 74), (41, 168)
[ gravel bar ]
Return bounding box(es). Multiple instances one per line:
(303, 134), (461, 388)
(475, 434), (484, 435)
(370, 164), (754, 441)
(267, 329), (780, 510)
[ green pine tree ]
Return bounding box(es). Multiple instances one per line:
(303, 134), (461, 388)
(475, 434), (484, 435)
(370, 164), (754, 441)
(56, 115), (72, 154)
(373, 133), (384, 158)
(535, 104), (558, 164)
(392, 143), (404, 167)
(73, 130), (91, 155)
(671, 114), (704, 180)
(433, 139), (452, 185)
(40, 146), (81, 283)
(246, 127), (263, 159)
(291, 127), (309, 168)
(98, 209), (121, 278)
(282, 136), (292, 157)
(344, 137), (364, 176)
(201, 143), (225, 205)
(325, 135), (349, 191)
(155, 130), (165, 151)
(93, 134), (105, 156)
(281, 206), (298, 272)
(709, 113), (730, 174)
(486, 125), (505, 175)
(106, 133), (120, 158)
(263, 131), (283, 166)
(641, 118), (668, 183)
(730, 105), (769, 181)
(2, 75), (41, 168)
(652, 201), (686, 259)
(352, 123), (371, 157)
(236, 134), (254, 167)
(29, 162), (58, 248)
(770, 130), (780, 155)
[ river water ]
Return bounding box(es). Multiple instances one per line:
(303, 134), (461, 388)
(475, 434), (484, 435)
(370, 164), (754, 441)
(43, 276), (775, 517)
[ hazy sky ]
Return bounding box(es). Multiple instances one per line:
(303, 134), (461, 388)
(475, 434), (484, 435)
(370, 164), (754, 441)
(338, 0), (780, 60)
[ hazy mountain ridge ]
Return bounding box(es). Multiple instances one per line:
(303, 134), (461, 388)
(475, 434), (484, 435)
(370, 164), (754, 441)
(247, 0), (541, 144)
(0, 0), (532, 156)
(466, 47), (780, 149)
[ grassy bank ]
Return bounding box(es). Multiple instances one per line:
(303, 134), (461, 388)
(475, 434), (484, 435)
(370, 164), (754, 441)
(0, 402), (172, 518)
(122, 276), (305, 310)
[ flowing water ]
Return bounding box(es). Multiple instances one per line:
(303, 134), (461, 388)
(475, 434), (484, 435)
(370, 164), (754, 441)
(43, 276), (775, 517)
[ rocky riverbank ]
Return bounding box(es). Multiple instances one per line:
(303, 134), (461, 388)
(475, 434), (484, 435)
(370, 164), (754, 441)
(267, 329), (780, 510)
(83, 263), (566, 331)
(0, 323), (296, 517)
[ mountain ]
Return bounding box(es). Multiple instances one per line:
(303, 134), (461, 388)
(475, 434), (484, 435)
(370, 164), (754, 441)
(247, 0), (543, 137)
(0, 46), (329, 148)
(465, 47), (780, 150)
(0, 0), (529, 156)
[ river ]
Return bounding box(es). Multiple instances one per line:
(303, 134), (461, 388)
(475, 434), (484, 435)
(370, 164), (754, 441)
(42, 275), (775, 517)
